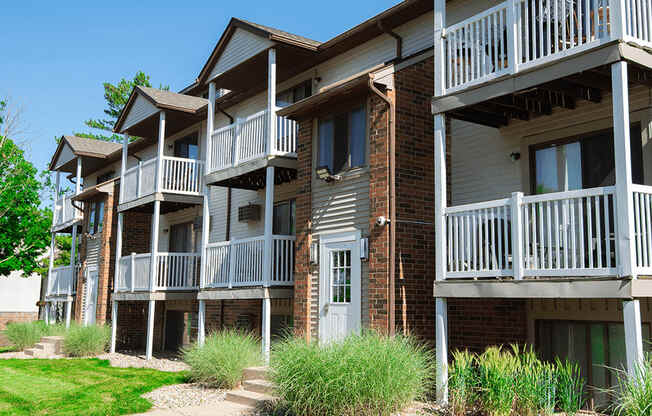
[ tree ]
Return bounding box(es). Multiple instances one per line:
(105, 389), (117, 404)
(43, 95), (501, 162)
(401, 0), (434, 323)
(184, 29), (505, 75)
(75, 71), (169, 142)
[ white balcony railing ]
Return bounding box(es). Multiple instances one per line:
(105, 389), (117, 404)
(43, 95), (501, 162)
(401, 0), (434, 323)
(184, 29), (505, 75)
(47, 265), (77, 296)
(204, 235), (296, 288)
(52, 194), (82, 230)
(120, 156), (204, 205)
(208, 109), (297, 174)
(440, 0), (652, 95)
(116, 252), (200, 292)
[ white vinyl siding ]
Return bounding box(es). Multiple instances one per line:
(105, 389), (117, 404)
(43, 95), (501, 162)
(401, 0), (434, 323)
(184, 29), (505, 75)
(158, 207), (201, 252)
(208, 28), (274, 82)
(122, 95), (158, 131)
(53, 143), (76, 171)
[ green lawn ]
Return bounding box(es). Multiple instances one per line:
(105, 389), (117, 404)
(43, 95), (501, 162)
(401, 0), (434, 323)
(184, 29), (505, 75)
(0, 359), (187, 416)
(0, 346), (15, 353)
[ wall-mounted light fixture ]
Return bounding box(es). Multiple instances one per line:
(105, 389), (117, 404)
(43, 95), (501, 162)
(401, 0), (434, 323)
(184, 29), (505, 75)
(360, 238), (369, 260)
(310, 242), (319, 264)
(510, 152), (521, 162)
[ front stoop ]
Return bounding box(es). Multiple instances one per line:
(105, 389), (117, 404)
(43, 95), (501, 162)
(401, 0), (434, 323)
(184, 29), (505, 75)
(24, 336), (64, 358)
(223, 366), (276, 410)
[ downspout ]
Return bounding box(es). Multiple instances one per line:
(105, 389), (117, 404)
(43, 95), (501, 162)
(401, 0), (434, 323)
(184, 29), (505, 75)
(217, 105), (235, 242)
(369, 79), (396, 337)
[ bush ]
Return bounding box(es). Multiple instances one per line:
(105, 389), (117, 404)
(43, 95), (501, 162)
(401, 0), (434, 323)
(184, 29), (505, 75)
(63, 324), (111, 357)
(610, 358), (652, 416)
(449, 350), (476, 416)
(476, 346), (518, 416)
(270, 332), (435, 416)
(182, 329), (261, 389)
(555, 358), (585, 416)
(5, 321), (48, 350)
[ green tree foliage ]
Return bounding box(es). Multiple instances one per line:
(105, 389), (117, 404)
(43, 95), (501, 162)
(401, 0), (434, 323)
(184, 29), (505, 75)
(75, 71), (169, 142)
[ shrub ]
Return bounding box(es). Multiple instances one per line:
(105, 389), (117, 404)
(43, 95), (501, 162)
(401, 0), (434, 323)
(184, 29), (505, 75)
(476, 346), (518, 416)
(182, 329), (261, 389)
(5, 321), (48, 350)
(63, 324), (111, 357)
(512, 346), (556, 416)
(449, 349), (476, 416)
(270, 332), (435, 416)
(555, 358), (585, 416)
(610, 358), (652, 416)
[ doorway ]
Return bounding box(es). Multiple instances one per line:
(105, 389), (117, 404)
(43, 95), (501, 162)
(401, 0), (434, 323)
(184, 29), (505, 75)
(84, 268), (98, 326)
(164, 310), (185, 352)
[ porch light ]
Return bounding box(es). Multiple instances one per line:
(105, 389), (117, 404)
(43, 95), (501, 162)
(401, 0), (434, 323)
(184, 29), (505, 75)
(360, 238), (368, 260)
(310, 242), (319, 264)
(510, 152), (521, 162)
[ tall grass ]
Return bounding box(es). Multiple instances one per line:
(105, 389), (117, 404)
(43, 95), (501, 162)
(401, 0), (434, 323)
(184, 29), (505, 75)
(610, 358), (652, 416)
(270, 332), (435, 416)
(476, 346), (518, 416)
(5, 321), (48, 350)
(513, 346), (556, 416)
(63, 324), (111, 357)
(449, 349), (476, 416)
(182, 329), (262, 389)
(555, 358), (585, 416)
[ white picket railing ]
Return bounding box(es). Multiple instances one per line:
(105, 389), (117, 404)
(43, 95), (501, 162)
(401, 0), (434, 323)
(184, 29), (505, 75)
(52, 194), (83, 230)
(208, 109), (298, 173)
(632, 184), (652, 274)
(445, 186), (623, 279)
(204, 235), (296, 288)
(441, 0), (652, 95)
(47, 265), (76, 296)
(116, 253), (152, 292)
(120, 156), (203, 205)
(156, 253), (200, 290)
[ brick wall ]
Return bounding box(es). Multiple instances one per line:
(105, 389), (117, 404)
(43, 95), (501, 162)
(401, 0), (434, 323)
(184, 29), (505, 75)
(448, 299), (528, 353)
(0, 312), (38, 330)
(122, 211), (152, 255)
(116, 301), (165, 352)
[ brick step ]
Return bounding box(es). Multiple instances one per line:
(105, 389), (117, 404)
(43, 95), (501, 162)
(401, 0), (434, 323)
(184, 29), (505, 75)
(243, 379), (274, 394)
(225, 389), (275, 407)
(243, 366), (268, 381)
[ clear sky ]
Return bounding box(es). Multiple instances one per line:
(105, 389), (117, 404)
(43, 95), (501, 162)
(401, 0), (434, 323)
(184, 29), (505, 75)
(2, 0), (400, 191)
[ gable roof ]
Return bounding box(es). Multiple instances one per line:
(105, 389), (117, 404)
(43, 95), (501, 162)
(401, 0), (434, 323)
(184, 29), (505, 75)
(114, 86), (209, 133)
(48, 136), (121, 171)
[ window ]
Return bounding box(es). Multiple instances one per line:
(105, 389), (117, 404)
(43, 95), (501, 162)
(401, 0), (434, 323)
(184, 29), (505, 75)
(97, 171), (114, 184)
(276, 80), (312, 108)
(330, 250), (352, 303)
(537, 320), (651, 409)
(273, 200), (296, 235)
(88, 200), (105, 235)
(318, 105), (366, 174)
(532, 124), (643, 194)
(174, 133), (199, 159)
(169, 222), (193, 253)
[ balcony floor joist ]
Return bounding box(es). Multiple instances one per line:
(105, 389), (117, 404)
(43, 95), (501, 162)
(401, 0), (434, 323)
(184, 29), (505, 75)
(434, 277), (652, 299)
(118, 192), (204, 214)
(205, 156), (297, 190)
(112, 291), (198, 302)
(198, 287), (293, 300)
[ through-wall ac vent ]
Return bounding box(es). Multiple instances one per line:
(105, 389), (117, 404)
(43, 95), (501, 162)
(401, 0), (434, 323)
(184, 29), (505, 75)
(238, 204), (261, 222)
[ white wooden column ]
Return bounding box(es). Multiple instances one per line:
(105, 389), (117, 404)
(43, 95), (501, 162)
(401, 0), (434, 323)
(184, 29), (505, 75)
(434, 0), (446, 98)
(611, 61), (637, 278)
(65, 300), (72, 328)
(199, 85), (214, 292)
(120, 132), (128, 204)
(435, 298), (448, 403)
(110, 300), (118, 353)
(156, 111), (166, 193)
(76, 157), (82, 195)
(623, 300), (644, 377)
(145, 299), (156, 360)
(46, 232), (56, 311)
(262, 296), (271, 364)
(263, 166), (275, 286)
(44, 303), (50, 325)
(268, 48), (277, 155)
(198, 299), (206, 346)
(150, 201), (161, 291)
(206, 82), (216, 171)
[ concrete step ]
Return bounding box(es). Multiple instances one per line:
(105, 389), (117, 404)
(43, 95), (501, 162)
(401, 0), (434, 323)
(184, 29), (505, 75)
(243, 379), (274, 394)
(41, 336), (64, 344)
(225, 389), (275, 407)
(34, 343), (55, 353)
(242, 366), (268, 381)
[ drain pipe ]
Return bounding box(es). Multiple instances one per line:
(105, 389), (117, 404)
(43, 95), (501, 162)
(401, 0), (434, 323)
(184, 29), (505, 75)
(369, 79), (396, 337)
(217, 105), (235, 241)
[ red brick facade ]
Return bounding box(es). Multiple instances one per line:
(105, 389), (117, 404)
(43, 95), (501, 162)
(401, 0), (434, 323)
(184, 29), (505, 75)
(0, 312), (38, 330)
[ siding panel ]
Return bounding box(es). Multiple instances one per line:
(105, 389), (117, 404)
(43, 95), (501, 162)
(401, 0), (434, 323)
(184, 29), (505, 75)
(209, 28), (274, 81)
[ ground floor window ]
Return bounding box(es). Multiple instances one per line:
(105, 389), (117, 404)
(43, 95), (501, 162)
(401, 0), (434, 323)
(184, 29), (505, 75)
(536, 319), (651, 409)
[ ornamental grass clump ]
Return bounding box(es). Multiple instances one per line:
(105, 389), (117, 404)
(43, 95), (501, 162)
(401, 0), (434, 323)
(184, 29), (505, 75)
(449, 349), (477, 416)
(182, 329), (262, 389)
(270, 332), (435, 416)
(476, 346), (519, 416)
(609, 357), (652, 416)
(512, 345), (556, 416)
(5, 321), (48, 350)
(555, 357), (585, 416)
(63, 324), (111, 357)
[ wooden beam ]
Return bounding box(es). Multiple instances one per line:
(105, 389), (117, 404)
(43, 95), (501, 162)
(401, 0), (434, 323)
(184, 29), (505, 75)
(567, 71), (612, 91)
(449, 109), (508, 128)
(540, 79), (602, 103)
(480, 101), (530, 121)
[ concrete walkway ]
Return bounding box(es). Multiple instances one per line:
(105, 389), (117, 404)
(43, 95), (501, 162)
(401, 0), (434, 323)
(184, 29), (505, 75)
(131, 401), (255, 416)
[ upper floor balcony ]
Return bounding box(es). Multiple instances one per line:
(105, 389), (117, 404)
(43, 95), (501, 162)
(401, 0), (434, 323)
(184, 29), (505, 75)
(52, 193), (83, 232)
(116, 252), (200, 293)
(46, 264), (78, 297)
(436, 0), (652, 98)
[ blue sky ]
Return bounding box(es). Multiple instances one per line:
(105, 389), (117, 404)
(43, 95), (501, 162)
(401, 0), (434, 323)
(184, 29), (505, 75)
(2, 0), (399, 190)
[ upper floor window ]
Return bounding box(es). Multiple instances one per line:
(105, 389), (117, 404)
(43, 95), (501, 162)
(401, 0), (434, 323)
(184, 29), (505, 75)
(318, 105), (366, 175)
(273, 199), (296, 235)
(174, 133), (199, 159)
(88, 200), (105, 235)
(277, 80), (312, 108)
(97, 171), (114, 184)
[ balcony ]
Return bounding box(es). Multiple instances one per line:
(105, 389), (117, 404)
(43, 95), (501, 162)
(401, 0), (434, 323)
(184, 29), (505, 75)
(443, 185), (652, 280)
(439, 0), (652, 96)
(52, 194), (82, 232)
(206, 109), (298, 188)
(119, 156), (204, 209)
(46, 265), (78, 297)
(203, 235), (295, 288)
(116, 252), (200, 292)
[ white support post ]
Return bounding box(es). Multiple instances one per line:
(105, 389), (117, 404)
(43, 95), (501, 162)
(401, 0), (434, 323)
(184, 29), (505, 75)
(433, 0), (446, 97)
(263, 166), (275, 287)
(70, 224), (78, 293)
(435, 298), (448, 404)
(511, 192), (524, 280)
(120, 131), (128, 202)
(136, 161), (143, 197)
(611, 0), (626, 40)
(65, 300), (72, 328)
(145, 299), (155, 360)
(206, 82), (216, 171)
(115, 212), (123, 292)
(156, 111), (166, 193)
(110, 300), (118, 353)
(46, 232), (56, 302)
(55, 171), (61, 202)
(623, 300), (644, 377)
(267, 48), (277, 154)
(612, 61), (637, 278)
(199, 189), (210, 289)
(262, 297), (271, 364)
(75, 157), (82, 195)
(150, 201), (161, 291)
(506, 0), (519, 74)
(198, 299), (206, 346)
(44, 303), (50, 325)
(434, 114), (447, 283)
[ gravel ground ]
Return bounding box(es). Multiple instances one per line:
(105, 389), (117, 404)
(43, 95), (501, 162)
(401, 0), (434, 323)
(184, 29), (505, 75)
(0, 351), (29, 359)
(142, 383), (226, 409)
(97, 351), (190, 372)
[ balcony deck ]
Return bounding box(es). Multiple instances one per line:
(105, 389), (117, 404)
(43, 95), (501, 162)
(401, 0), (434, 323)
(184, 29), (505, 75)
(118, 156), (204, 213)
(46, 265), (78, 298)
(205, 109), (298, 189)
(52, 194), (82, 232)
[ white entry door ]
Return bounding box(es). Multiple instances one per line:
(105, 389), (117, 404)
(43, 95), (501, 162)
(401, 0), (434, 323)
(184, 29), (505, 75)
(84, 268), (98, 326)
(319, 231), (361, 343)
